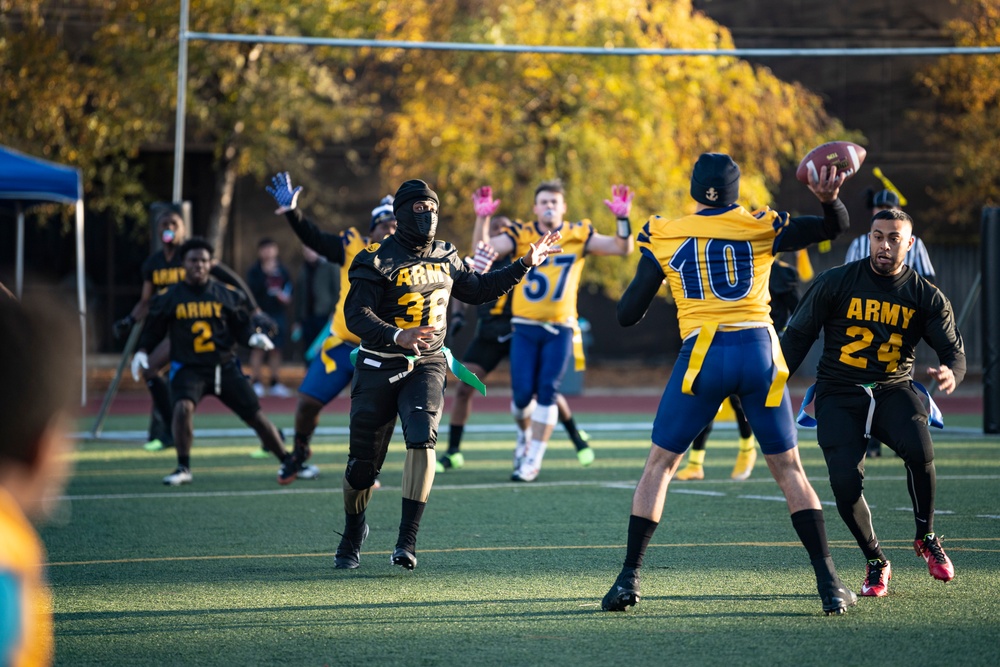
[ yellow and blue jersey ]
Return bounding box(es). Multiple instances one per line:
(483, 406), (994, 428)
(1, 488), (53, 667)
(503, 219), (594, 325)
(638, 204), (788, 339)
(329, 227), (368, 345)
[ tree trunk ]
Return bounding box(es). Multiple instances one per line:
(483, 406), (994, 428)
(204, 129), (242, 261)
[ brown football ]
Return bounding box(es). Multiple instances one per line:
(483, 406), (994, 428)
(796, 141), (867, 183)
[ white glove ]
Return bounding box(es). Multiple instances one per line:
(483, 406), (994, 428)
(248, 332), (275, 351)
(131, 351), (149, 382)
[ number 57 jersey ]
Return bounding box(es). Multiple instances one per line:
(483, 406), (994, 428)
(503, 219), (594, 326)
(638, 205), (787, 339)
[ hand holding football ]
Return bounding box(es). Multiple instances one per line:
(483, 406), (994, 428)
(796, 141), (866, 184)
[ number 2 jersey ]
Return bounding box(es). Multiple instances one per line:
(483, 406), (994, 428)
(344, 235), (529, 356)
(138, 279), (256, 367)
(782, 259), (966, 387)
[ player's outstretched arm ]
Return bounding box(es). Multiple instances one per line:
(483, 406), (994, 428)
(471, 185), (501, 249)
(588, 184), (636, 256)
(266, 172), (346, 263)
(520, 230), (562, 267)
(617, 255), (664, 327)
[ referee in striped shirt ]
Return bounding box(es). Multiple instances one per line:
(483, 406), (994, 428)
(845, 189), (936, 280)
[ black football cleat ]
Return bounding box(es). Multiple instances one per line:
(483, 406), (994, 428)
(817, 574), (857, 615)
(391, 547), (417, 571)
(601, 567), (641, 612)
(334, 523), (369, 570)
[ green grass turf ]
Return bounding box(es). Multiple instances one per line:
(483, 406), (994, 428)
(47, 413), (1000, 666)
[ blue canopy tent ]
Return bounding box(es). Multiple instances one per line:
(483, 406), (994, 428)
(0, 145), (88, 405)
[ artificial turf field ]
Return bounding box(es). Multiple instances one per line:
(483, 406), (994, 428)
(49, 410), (1000, 666)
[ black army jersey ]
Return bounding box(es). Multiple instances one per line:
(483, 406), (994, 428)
(474, 254), (514, 341)
(345, 235), (529, 356)
(140, 249), (258, 308)
(782, 259), (965, 387)
(139, 279), (255, 367)
(142, 249), (186, 290)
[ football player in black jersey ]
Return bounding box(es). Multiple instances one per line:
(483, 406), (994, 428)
(333, 179), (560, 571)
(131, 238), (296, 486)
(782, 208), (966, 597)
(114, 207), (265, 453)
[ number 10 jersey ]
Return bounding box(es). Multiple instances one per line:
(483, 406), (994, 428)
(638, 204), (788, 339)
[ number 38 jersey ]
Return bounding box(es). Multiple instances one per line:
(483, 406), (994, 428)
(139, 279), (255, 367)
(786, 260), (965, 387)
(345, 235), (528, 356)
(503, 219), (594, 325)
(638, 205), (787, 339)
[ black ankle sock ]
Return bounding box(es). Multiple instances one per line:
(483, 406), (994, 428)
(293, 431), (312, 459)
(791, 509), (831, 561)
(397, 498), (426, 551)
(345, 511), (366, 531)
(178, 455), (191, 470)
(448, 424), (464, 453)
(624, 515), (658, 569)
(561, 416), (587, 451)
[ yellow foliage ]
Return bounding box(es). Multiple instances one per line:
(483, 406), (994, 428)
(914, 0), (1000, 229)
(374, 0), (849, 295)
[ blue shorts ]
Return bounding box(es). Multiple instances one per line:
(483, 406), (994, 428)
(509, 323), (572, 408)
(298, 338), (357, 405)
(651, 328), (796, 455)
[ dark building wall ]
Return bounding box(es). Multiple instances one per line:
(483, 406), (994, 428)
(691, 0), (966, 243)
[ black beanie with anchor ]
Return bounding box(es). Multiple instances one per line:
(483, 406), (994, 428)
(690, 153), (741, 207)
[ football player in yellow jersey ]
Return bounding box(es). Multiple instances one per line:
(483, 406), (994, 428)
(601, 152), (857, 616)
(267, 173), (398, 486)
(480, 180), (635, 481)
(1, 297), (79, 667)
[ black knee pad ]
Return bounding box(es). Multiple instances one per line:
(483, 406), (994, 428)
(345, 457), (378, 490)
(403, 412), (436, 448)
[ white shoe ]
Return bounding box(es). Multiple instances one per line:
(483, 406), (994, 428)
(268, 383), (293, 398)
(512, 429), (529, 474)
(163, 466), (192, 486)
(513, 440), (547, 482)
(252, 382), (266, 397)
(297, 463), (320, 480)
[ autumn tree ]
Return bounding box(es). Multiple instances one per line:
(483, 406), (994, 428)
(915, 0), (1000, 230)
(86, 0), (384, 255)
(374, 0), (851, 295)
(0, 0), (162, 224)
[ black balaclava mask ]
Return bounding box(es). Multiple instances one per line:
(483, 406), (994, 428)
(392, 179), (439, 252)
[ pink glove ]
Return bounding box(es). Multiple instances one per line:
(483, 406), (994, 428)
(604, 184), (634, 218)
(470, 241), (499, 273)
(473, 186), (501, 218)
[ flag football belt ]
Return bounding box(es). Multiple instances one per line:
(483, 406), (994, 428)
(681, 323), (788, 408)
(511, 317), (586, 371)
(796, 381), (944, 436)
(351, 345), (486, 396)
